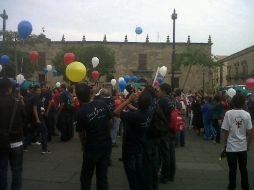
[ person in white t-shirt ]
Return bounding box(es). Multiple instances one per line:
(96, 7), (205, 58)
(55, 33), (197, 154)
(221, 93), (252, 190)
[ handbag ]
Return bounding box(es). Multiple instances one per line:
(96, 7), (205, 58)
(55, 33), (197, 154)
(0, 99), (19, 151)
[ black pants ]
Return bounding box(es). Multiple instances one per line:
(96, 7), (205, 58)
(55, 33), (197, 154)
(58, 112), (73, 141)
(226, 151), (249, 190)
(143, 139), (160, 190)
(80, 147), (111, 190)
(159, 137), (176, 181)
(212, 119), (221, 143)
(123, 150), (148, 190)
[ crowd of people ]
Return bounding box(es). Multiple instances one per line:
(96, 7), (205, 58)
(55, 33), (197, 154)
(0, 77), (252, 190)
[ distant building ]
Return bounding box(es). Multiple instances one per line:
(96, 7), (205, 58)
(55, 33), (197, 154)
(19, 36), (214, 92)
(220, 45), (254, 86)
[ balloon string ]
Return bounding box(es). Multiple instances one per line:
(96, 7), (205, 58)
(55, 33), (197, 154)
(21, 57), (23, 73)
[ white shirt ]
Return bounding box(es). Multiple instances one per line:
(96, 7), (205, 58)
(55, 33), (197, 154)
(221, 109), (252, 152)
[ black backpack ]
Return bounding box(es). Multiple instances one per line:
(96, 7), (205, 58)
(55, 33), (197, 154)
(148, 105), (169, 138)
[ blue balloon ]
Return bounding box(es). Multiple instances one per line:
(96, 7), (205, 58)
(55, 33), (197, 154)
(1, 55), (9, 65)
(132, 76), (138, 82)
(119, 80), (127, 92)
(43, 67), (48, 74)
(124, 75), (131, 83)
(157, 77), (164, 85)
(135, 27), (143, 35)
(52, 69), (58, 76)
(18, 20), (32, 39)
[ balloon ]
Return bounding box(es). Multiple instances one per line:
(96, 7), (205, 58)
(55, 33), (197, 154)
(56, 82), (61, 88)
(124, 75), (131, 83)
(132, 76), (138, 82)
(30, 51), (39, 62)
(123, 89), (129, 97)
(115, 98), (122, 108)
(43, 67), (48, 74)
(246, 78), (254, 89)
(111, 79), (117, 87)
(16, 74), (25, 85)
(135, 26), (143, 35)
(46, 65), (52, 71)
(119, 80), (127, 92)
(157, 77), (164, 85)
(91, 57), (99, 68)
(159, 66), (167, 77)
(227, 88), (236, 98)
(64, 53), (75, 65)
(66, 61), (87, 82)
(52, 69), (58, 76)
(18, 20), (32, 39)
(1, 55), (9, 65)
(118, 77), (124, 82)
(91, 70), (100, 81)
(0, 65), (2, 72)
(154, 80), (159, 88)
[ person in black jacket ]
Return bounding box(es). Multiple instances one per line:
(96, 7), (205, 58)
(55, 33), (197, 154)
(0, 78), (26, 190)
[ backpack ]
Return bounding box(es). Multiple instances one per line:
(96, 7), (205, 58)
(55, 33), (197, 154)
(170, 108), (185, 133)
(149, 105), (169, 138)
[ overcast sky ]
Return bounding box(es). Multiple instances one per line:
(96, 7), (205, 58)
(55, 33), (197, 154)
(1, 0), (254, 55)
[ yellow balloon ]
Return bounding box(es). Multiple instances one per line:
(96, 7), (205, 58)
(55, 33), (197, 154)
(66, 61), (87, 82)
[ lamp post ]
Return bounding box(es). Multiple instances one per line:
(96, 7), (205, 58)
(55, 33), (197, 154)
(0, 9), (8, 41)
(171, 9), (177, 90)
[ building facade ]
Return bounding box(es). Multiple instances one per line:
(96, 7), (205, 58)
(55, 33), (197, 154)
(221, 45), (254, 86)
(19, 36), (213, 92)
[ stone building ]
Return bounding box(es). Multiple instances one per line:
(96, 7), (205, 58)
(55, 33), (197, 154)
(19, 35), (213, 92)
(220, 45), (254, 86)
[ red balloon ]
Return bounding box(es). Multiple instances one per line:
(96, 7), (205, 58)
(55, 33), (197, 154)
(91, 70), (100, 81)
(64, 53), (75, 65)
(154, 80), (159, 88)
(246, 78), (254, 89)
(115, 99), (122, 108)
(30, 51), (39, 62)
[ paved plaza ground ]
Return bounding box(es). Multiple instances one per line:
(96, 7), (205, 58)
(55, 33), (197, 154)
(16, 130), (254, 190)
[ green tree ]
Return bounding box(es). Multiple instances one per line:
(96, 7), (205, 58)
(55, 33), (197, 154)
(175, 47), (220, 89)
(0, 30), (50, 78)
(52, 45), (115, 81)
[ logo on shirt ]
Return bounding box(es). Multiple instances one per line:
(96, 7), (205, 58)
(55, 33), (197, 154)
(233, 117), (243, 129)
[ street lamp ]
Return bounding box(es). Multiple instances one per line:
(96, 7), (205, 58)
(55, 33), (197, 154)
(171, 9), (177, 90)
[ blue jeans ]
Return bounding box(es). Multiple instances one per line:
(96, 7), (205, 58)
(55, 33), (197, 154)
(80, 146), (111, 190)
(24, 119), (48, 151)
(203, 119), (212, 140)
(175, 129), (185, 147)
(0, 145), (23, 190)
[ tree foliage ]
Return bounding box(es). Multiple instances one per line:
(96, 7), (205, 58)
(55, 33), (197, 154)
(0, 31), (51, 78)
(52, 45), (116, 81)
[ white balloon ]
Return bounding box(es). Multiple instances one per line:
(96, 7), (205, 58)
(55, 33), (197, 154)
(111, 79), (116, 86)
(118, 77), (124, 82)
(16, 74), (25, 85)
(159, 66), (167, 77)
(0, 65), (2, 72)
(227, 88), (236, 98)
(56, 82), (61, 88)
(123, 89), (129, 97)
(92, 57), (99, 68)
(46, 65), (53, 71)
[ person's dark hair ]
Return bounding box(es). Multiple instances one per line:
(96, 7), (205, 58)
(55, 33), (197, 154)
(138, 92), (152, 111)
(214, 95), (221, 102)
(231, 93), (245, 109)
(143, 85), (157, 98)
(33, 85), (40, 92)
(204, 96), (211, 103)
(0, 78), (12, 95)
(68, 86), (73, 94)
(159, 83), (171, 95)
(75, 83), (91, 103)
(126, 84), (134, 94)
